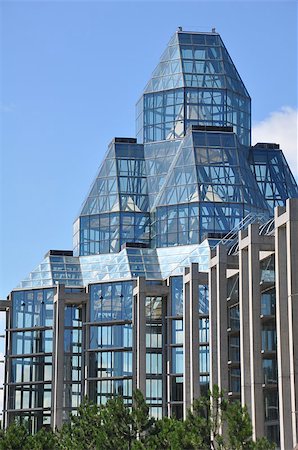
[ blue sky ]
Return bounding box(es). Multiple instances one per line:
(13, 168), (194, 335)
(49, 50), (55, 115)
(0, 0), (297, 301)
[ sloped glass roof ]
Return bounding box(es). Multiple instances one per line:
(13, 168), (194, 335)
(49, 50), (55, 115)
(155, 129), (267, 211)
(17, 255), (84, 289)
(250, 145), (298, 214)
(11, 30), (298, 296)
(79, 140), (147, 217)
(137, 30), (251, 146)
(142, 31), (248, 96)
(144, 139), (182, 209)
(16, 241), (214, 290)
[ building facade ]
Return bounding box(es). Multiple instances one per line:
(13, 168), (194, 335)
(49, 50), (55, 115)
(1, 29), (298, 449)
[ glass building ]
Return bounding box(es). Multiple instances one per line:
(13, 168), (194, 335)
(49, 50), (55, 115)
(1, 29), (298, 448)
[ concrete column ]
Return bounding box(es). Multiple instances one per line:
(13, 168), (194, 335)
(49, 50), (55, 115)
(209, 260), (218, 390)
(52, 285), (65, 430)
(81, 301), (87, 399)
(83, 287), (90, 399)
(3, 296), (12, 428)
(183, 263), (200, 418)
(239, 225), (265, 439)
(134, 277), (146, 397)
(215, 246), (228, 394)
(275, 219), (292, 450)
(286, 200), (298, 447)
(183, 267), (191, 417)
(275, 199), (298, 449)
(161, 292), (168, 417)
(209, 246), (228, 439)
(166, 278), (172, 417)
(247, 225), (264, 439)
(239, 238), (252, 415)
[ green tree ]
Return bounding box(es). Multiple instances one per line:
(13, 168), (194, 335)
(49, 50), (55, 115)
(185, 386), (274, 450)
(57, 390), (155, 450)
(25, 427), (57, 450)
(0, 422), (29, 450)
(0, 389), (275, 450)
(98, 389), (155, 449)
(145, 416), (186, 450)
(57, 398), (103, 450)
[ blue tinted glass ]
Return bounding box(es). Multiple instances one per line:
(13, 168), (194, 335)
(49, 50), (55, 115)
(172, 348), (183, 373)
(199, 285), (209, 314)
(199, 345), (209, 373)
(171, 277), (183, 315)
(12, 290), (54, 328)
(90, 282), (133, 322)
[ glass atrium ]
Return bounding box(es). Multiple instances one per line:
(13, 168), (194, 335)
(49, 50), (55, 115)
(3, 29), (298, 437)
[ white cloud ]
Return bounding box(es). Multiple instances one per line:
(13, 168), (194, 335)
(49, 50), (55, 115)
(0, 102), (16, 113)
(252, 107), (298, 178)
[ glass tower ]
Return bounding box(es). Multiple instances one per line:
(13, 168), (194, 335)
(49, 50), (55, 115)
(2, 29), (298, 440)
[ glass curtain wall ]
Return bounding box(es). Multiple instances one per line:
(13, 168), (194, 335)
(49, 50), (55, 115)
(145, 296), (164, 418)
(227, 275), (241, 396)
(8, 289), (54, 432)
(199, 284), (209, 395)
(88, 281), (134, 405)
(260, 256), (279, 445)
(169, 277), (184, 419)
(63, 304), (83, 419)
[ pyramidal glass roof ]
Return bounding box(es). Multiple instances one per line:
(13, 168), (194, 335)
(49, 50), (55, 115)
(78, 139), (148, 217)
(143, 32), (183, 93)
(137, 29), (251, 146)
(11, 29), (298, 294)
(155, 129), (268, 211)
(143, 30), (249, 97)
(17, 242), (213, 289)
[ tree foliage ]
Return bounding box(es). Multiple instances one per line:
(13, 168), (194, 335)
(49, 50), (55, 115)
(0, 387), (275, 450)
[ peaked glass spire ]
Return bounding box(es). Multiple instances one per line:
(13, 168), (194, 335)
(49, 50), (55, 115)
(136, 30), (251, 146)
(74, 139), (150, 256)
(69, 29), (298, 258)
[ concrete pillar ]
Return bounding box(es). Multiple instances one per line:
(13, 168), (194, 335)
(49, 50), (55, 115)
(52, 284), (65, 430)
(134, 277), (146, 397)
(286, 200), (298, 447)
(209, 259), (218, 390)
(81, 301), (87, 399)
(247, 226), (264, 439)
(210, 246), (229, 394)
(239, 225), (265, 439)
(275, 199), (298, 449)
(183, 263), (200, 418)
(166, 278), (172, 417)
(239, 238), (252, 415)
(161, 292), (168, 417)
(3, 296), (12, 428)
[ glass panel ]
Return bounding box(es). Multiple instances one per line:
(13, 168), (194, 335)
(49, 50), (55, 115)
(172, 319), (183, 344)
(261, 289), (276, 316)
(171, 376), (183, 401)
(263, 358), (277, 385)
(172, 348), (183, 373)
(89, 351), (133, 378)
(90, 325), (132, 349)
(199, 318), (209, 343)
(146, 353), (162, 375)
(90, 282), (133, 322)
(12, 290), (54, 328)
(171, 277), (183, 316)
(199, 345), (209, 373)
(229, 368), (241, 392)
(264, 390), (279, 421)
